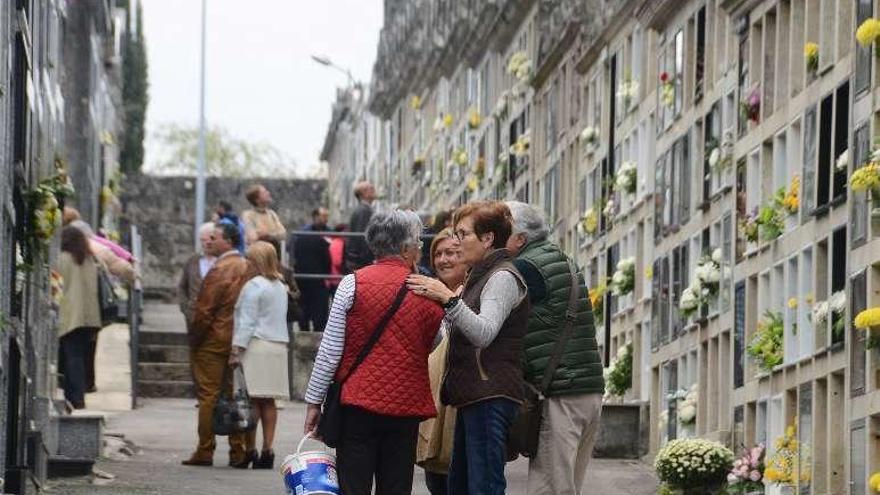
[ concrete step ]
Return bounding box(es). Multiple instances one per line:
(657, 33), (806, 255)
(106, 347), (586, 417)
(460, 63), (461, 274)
(138, 331), (189, 347)
(138, 362), (192, 382)
(138, 379), (194, 398)
(139, 344), (190, 364)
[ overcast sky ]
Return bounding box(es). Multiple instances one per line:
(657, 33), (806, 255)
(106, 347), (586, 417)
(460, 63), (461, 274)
(141, 1), (382, 176)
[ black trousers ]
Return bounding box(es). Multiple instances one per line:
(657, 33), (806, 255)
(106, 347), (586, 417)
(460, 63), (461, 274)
(424, 471), (448, 495)
(297, 282), (329, 332)
(59, 327), (97, 408)
(336, 406), (420, 495)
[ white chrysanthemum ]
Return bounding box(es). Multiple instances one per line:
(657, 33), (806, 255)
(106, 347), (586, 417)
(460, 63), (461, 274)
(835, 150), (849, 172)
(830, 291), (847, 314)
(708, 147), (721, 169)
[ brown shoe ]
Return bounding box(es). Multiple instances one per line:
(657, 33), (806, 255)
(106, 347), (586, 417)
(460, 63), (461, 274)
(181, 456), (213, 467)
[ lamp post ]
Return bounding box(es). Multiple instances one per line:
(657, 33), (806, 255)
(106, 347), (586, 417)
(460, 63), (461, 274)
(310, 54), (357, 88)
(194, 0), (208, 250)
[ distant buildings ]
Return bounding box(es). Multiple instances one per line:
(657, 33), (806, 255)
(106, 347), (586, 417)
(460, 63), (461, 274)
(322, 0), (880, 490)
(0, 1), (128, 491)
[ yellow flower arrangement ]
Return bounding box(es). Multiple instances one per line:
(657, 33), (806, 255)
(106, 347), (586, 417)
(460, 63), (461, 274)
(466, 176), (479, 193)
(765, 422), (798, 486)
(804, 42), (819, 72)
(788, 297), (798, 309)
(778, 175), (800, 215)
(870, 471), (880, 492)
(453, 149), (468, 167)
(855, 307), (880, 329)
(510, 132), (530, 158)
(589, 282), (607, 309)
(409, 95), (422, 110)
(857, 18), (880, 48)
(468, 108), (482, 129)
(851, 163), (880, 192)
(443, 113), (454, 129)
(645, 266), (653, 280)
(578, 208), (598, 235)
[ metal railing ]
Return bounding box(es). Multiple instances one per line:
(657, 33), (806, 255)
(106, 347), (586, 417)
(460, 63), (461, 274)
(129, 225), (144, 409)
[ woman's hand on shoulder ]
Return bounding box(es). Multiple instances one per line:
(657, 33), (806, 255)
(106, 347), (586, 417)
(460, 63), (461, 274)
(405, 274), (455, 305)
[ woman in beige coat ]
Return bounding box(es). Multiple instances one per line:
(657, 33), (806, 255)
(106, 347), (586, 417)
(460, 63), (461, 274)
(417, 228), (468, 495)
(58, 226), (102, 409)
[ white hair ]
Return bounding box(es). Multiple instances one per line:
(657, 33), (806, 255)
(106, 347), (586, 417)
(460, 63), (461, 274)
(365, 209), (423, 258)
(505, 201), (549, 243)
(198, 222), (216, 237)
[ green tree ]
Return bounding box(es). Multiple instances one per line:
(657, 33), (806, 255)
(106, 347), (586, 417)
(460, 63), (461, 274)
(147, 123), (300, 178)
(120, 0), (149, 174)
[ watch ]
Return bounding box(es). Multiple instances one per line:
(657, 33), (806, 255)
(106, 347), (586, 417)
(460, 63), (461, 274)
(442, 296), (460, 310)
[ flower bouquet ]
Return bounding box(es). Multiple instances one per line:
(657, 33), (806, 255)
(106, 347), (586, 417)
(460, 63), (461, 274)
(857, 18), (880, 55)
(581, 125), (600, 154)
(654, 438), (734, 494)
(804, 42), (819, 73)
(870, 471), (880, 493)
(468, 108), (482, 130)
(855, 306), (880, 349)
(617, 78), (639, 110)
(614, 162), (637, 195)
(740, 86), (761, 123)
(507, 51), (532, 83)
(775, 176), (800, 216)
(746, 310), (783, 372)
(453, 148), (468, 167)
(677, 384), (698, 425)
(603, 198), (616, 219)
(576, 207), (599, 235)
(589, 281), (606, 326)
(739, 209), (760, 243)
(726, 444), (765, 494)
(610, 257), (636, 296)
(604, 343), (633, 397)
(659, 72), (674, 108)
(836, 150), (849, 173)
(510, 131), (530, 158)
(756, 202), (785, 241)
(680, 249), (723, 318)
(764, 424), (798, 487)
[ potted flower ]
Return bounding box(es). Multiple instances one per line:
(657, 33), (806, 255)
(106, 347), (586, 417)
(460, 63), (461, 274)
(576, 207), (599, 235)
(654, 438), (734, 494)
(410, 95), (422, 110)
(739, 209), (760, 243)
(774, 176), (800, 216)
(603, 198), (616, 219)
(857, 18), (880, 55)
(610, 257), (636, 296)
(614, 162), (637, 195)
(746, 310), (783, 371)
(659, 72), (674, 108)
(507, 51), (532, 83)
(677, 384), (698, 426)
(581, 125), (600, 154)
(726, 444), (766, 494)
(740, 86), (761, 123)
(680, 249), (723, 318)
(604, 343), (633, 397)
(466, 175), (479, 193)
(855, 307), (880, 349)
(764, 424), (798, 488)
(617, 78), (639, 111)
(468, 108), (482, 130)
(829, 291), (847, 341)
(870, 471), (880, 492)
(510, 131), (530, 158)
(850, 161), (880, 217)
(756, 201), (785, 240)
(836, 150), (849, 173)
(804, 42), (819, 73)
(589, 281), (606, 326)
(443, 113), (454, 129)
(453, 148), (468, 167)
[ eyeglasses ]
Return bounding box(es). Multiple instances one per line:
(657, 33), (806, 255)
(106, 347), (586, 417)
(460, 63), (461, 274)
(454, 229), (474, 241)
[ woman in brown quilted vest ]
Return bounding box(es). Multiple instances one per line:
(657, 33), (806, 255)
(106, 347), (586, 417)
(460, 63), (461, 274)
(407, 201), (530, 495)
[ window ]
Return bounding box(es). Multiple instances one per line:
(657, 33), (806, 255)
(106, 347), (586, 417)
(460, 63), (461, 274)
(816, 94), (833, 209)
(798, 384), (812, 495)
(830, 226), (847, 345)
(851, 420), (867, 495)
(853, 124), (870, 246)
(652, 256), (671, 345)
(674, 30), (684, 114)
(851, 270), (867, 396)
(819, 0), (835, 67)
(799, 248), (814, 358)
(721, 213), (733, 311)
(734, 281), (745, 388)
(736, 15), (750, 135)
(856, 0), (873, 95)
(671, 243), (689, 337)
(832, 82), (849, 200)
(544, 164), (560, 225)
(802, 105), (817, 216)
(694, 6), (706, 100)
(763, 10), (776, 117)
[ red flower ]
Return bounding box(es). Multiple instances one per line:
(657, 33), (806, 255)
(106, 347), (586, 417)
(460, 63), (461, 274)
(660, 72), (669, 83)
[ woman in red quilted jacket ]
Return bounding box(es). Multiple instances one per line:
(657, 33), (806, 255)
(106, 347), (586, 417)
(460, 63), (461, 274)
(303, 210), (446, 495)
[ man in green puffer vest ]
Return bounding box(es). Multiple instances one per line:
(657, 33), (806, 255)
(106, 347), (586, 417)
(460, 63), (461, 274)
(505, 201), (605, 495)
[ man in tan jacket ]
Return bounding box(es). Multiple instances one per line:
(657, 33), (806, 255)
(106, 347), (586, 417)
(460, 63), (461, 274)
(182, 222), (252, 467)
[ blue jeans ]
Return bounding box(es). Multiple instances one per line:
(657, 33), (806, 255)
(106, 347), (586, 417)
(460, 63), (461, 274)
(447, 398), (519, 495)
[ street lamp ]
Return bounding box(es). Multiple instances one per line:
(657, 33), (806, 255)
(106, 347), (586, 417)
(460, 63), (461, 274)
(311, 54), (357, 88)
(194, 0), (208, 250)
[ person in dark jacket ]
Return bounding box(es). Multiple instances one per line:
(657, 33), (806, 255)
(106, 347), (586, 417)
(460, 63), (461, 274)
(293, 208), (331, 331)
(343, 181), (376, 272)
(407, 201), (529, 495)
(505, 201), (605, 495)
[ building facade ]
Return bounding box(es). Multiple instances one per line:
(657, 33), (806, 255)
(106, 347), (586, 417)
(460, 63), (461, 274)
(316, 0), (880, 491)
(0, 1), (127, 492)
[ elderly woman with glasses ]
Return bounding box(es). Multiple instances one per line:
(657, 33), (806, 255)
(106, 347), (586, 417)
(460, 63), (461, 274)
(407, 201), (530, 495)
(303, 210), (446, 495)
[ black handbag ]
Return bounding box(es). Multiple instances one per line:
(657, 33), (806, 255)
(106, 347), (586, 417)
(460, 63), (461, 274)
(96, 260), (120, 327)
(212, 367), (258, 436)
(508, 261), (581, 458)
(318, 283), (409, 448)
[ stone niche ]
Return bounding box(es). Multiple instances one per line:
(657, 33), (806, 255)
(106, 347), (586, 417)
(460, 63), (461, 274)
(120, 174), (326, 293)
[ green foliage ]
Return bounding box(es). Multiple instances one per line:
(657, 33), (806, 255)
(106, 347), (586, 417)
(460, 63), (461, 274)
(148, 123), (300, 178)
(605, 343), (633, 396)
(121, 1), (149, 174)
(746, 310), (784, 371)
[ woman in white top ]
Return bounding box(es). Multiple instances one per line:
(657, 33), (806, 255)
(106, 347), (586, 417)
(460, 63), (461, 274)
(229, 241), (290, 469)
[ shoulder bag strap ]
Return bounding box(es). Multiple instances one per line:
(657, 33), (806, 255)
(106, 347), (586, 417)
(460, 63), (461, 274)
(539, 260), (581, 396)
(339, 282), (409, 385)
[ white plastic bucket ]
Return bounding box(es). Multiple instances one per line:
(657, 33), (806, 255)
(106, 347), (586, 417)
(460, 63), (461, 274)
(281, 432), (339, 495)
